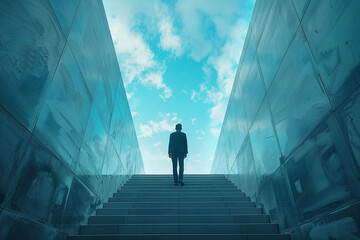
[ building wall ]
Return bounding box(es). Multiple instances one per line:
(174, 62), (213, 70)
(0, 0), (143, 239)
(211, 0), (360, 238)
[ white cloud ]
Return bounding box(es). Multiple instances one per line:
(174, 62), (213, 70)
(131, 111), (139, 117)
(210, 127), (221, 139)
(138, 113), (180, 138)
(158, 18), (182, 56)
(104, 0), (180, 99)
(191, 118), (197, 125)
(208, 19), (248, 97)
(175, 0), (251, 139)
(140, 70), (172, 100)
(126, 92), (134, 100)
(176, 0), (245, 61)
(196, 129), (206, 140)
(209, 100), (227, 127)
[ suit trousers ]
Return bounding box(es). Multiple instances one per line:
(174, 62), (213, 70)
(171, 154), (184, 183)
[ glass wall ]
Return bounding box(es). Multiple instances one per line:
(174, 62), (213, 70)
(212, 0), (360, 238)
(0, 0), (143, 239)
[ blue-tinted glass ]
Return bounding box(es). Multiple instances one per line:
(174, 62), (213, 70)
(335, 86), (360, 173)
(76, 104), (108, 194)
(109, 101), (125, 157)
(83, 0), (111, 62)
(0, 107), (31, 207)
(33, 44), (92, 171)
(93, 72), (116, 132)
(62, 177), (101, 234)
(242, 55), (266, 125)
(257, 166), (301, 230)
(236, 31), (257, 92)
(250, 0), (274, 48)
(284, 115), (360, 221)
(102, 140), (123, 175)
(299, 202), (360, 239)
(0, 0), (66, 131)
(119, 136), (132, 172)
(67, 0), (101, 96)
(0, 210), (60, 240)
(9, 136), (73, 228)
(291, 0), (310, 20)
(97, 175), (128, 202)
(0, 0), (143, 238)
(229, 137), (258, 200)
(249, 97), (281, 186)
(222, 101), (246, 168)
(257, 0), (299, 89)
(302, 0), (360, 108)
(267, 27), (331, 158)
(49, 0), (80, 38)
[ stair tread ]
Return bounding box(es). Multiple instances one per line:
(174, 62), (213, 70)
(68, 175), (287, 239)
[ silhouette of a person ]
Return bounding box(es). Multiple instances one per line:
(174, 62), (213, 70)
(168, 123), (188, 186)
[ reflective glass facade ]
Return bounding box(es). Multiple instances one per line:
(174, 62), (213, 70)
(211, 0), (360, 238)
(0, 0), (143, 239)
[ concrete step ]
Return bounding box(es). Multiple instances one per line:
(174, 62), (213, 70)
(103, 201), (256, 208)
(125, 181), (232, 184)
(96, 208), (263, 215)
(124, 182), (234, 188)
(67, 174), (290, 240)
(68, 234), (291, 240)
(120, 186), (238, 190)
(79, 223), (279, 234)
(88, 214), (270, 224)
(113, 192), (246, 197)
(130, 174), (225, 179)
(117, 189), (242, 193)
(108, 196), (250, 203)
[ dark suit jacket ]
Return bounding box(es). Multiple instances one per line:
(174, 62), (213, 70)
(168, 131), (188, 155)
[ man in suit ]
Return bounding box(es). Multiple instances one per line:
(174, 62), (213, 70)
(168, 123), (188, 186)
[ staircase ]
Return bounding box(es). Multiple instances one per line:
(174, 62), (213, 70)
(68, 174), (290, 240)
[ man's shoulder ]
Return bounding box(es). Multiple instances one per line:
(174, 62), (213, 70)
(171, 131), (186, 136)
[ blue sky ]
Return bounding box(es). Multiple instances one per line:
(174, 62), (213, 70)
(103, 0), (255, 173)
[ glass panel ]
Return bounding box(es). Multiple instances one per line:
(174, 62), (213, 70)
(335, 86), (360, 173)
(257, 0), (300, 88)
(267, 27), (332, 158)
(0, 0), (66, 130)
(76, 104), (108, 194)
(0, 210), (60, 240)
(302, 0), (360, 108)
(62, 177), (101, 234)
(257, 165), (301, 230)
(284, 114), (360, 221)
(250, 0), (275, 48)
(102, 140), (123, 175)
(67, 0), (101, 96)
(9, 137), (73, 228)
(109, 101), (125, 157)
(249, 97), (281, 186)
(83, 0), (111, 62)
(242, 55), (266, 125)
(33, 44), (92, 171)
(299, 202), (360, 239)
(229, 137), (258, 200)
(49, 0), (80, 38)
(0, 106), (31, 207)
(291, 0), (310, 20)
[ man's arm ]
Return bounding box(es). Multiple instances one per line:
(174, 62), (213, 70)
(168, 134), (172, 157)
(184, 134), (188, 157)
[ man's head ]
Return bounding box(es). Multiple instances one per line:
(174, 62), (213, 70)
(175, 123), (182, 131)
